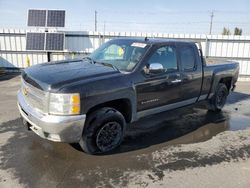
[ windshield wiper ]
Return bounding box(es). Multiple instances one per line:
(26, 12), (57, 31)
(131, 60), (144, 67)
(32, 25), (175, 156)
(82, 57), (120, 72)
(95, 62), (120, 72)
(82, 56), (95, 64)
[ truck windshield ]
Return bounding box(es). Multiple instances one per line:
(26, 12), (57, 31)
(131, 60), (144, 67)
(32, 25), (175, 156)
(89, 39), (148, 72)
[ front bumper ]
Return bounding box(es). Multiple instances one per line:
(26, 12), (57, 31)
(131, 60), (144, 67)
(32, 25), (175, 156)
(17, 90), (86, 143)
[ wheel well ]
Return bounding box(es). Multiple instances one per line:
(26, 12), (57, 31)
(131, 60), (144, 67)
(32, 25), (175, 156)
(219, 77), (232, 91)
(86, 99), (132, 123)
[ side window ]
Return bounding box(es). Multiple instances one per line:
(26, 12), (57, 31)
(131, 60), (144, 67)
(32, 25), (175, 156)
(102, 44), (125, 60)
(148, 45), (178, 72)
(180, 46), (196, 71)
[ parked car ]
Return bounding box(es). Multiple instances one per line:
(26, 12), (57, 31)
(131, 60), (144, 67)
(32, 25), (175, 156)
(17, 38), (239, 154)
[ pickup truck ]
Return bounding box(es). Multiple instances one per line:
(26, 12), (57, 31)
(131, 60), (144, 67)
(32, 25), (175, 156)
(17, 38), (239, 154)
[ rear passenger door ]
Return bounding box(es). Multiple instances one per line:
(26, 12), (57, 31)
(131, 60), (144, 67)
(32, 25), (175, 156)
(177, 43), (203, 102)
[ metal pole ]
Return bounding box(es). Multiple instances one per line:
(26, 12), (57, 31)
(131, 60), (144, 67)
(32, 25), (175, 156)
(47, 52), (51, 62)
(95, 10), (97, 32)
(209, 11), (214, 35)
(103, 21), (106, 43)
(104, 21), (106, 34)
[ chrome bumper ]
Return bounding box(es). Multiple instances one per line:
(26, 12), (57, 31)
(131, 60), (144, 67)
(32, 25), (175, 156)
(17, 90), (86, 143)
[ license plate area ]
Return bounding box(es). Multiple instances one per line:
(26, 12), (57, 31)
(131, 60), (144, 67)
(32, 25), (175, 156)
(19, 104), (45, 138)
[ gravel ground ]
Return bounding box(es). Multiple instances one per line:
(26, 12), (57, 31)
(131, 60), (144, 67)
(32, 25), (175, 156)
(0, 74), (250, 188)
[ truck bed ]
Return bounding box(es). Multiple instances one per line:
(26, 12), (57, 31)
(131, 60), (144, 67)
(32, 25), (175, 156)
(200, 58), (239, 99)
(206, 58), (236, 65)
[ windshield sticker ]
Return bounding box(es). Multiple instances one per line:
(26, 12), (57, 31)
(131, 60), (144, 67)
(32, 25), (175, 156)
(118, 47), (124, 56)
(131, 42), (147, 48)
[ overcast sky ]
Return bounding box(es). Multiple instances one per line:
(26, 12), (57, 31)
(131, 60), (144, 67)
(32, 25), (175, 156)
(0, 0), (249, 35)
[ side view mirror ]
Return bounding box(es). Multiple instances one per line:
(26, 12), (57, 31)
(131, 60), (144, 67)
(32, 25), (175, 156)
(144, 63), (165, 74)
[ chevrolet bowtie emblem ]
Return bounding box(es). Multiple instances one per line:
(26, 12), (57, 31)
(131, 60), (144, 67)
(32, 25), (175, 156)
(23, 87), (28, 96)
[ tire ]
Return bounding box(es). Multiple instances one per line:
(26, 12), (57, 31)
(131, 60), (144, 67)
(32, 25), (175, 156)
(208, 83), (229, 112)
(79, 107), (126, 154)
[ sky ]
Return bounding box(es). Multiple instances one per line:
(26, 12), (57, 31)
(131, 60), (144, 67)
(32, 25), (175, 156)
(0, 0), (249, 35)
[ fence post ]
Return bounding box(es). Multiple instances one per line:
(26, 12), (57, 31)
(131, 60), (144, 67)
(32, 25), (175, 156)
(26, 56), (30, 67)
(204, 35), (210, 58)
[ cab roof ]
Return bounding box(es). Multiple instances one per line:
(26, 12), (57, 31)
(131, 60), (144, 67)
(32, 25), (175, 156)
(111, 37), (196, 45)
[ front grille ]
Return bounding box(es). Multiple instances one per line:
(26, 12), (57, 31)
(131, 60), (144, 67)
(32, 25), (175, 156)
(21, 79), (47, 113)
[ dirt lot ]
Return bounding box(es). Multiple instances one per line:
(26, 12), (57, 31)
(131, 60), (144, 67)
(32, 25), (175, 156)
(0, 74), (250, 188)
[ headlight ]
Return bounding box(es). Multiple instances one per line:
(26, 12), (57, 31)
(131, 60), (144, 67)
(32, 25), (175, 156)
(49, 93), (80, 115)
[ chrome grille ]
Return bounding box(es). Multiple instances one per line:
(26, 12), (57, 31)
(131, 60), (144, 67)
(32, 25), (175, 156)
(21, 79), (47, 113)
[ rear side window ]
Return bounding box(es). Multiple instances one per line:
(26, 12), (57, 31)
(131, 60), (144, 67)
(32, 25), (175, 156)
(180, 46), (196, 71)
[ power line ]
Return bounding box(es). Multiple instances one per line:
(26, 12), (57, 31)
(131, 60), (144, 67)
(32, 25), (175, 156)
(99, 9), (250, 15)
(98, 20), (210, 25)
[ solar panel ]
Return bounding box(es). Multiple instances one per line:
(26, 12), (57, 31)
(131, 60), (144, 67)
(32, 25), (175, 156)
(46, 10), (65, 27)
(45, 33), (64, 51)
(27, 9), (46, 27)
(26, 33), (45, 50)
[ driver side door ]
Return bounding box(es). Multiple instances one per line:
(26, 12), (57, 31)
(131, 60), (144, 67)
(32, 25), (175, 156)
(136, 43), (182, 114)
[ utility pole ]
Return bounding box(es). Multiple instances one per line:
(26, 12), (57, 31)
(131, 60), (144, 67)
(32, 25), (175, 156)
(209, 11), (214, 35)
(95, 10), (97, 32)
(103, 21), (106, 43)
(103, 21), (106, 34)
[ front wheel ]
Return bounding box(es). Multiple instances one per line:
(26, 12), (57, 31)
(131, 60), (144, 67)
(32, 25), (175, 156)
(79, 107), (126, 154)
(208, 83), (229, 112)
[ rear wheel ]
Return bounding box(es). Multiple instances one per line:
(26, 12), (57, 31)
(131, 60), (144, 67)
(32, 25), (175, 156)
(208, 83), (229, 112)
(79, 107), (126, 154)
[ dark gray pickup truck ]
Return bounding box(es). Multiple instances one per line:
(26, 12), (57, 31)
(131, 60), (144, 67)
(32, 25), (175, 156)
(17, 38), (239, 154)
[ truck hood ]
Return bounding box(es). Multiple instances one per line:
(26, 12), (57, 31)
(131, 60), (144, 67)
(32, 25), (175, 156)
(22, 59), (120, 91)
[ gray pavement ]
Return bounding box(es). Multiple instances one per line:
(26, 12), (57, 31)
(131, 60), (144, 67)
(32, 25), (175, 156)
(0, 74), (250, 188)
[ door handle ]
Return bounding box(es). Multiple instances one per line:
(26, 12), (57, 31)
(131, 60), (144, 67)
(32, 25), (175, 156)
(171, 79), (182, 83)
